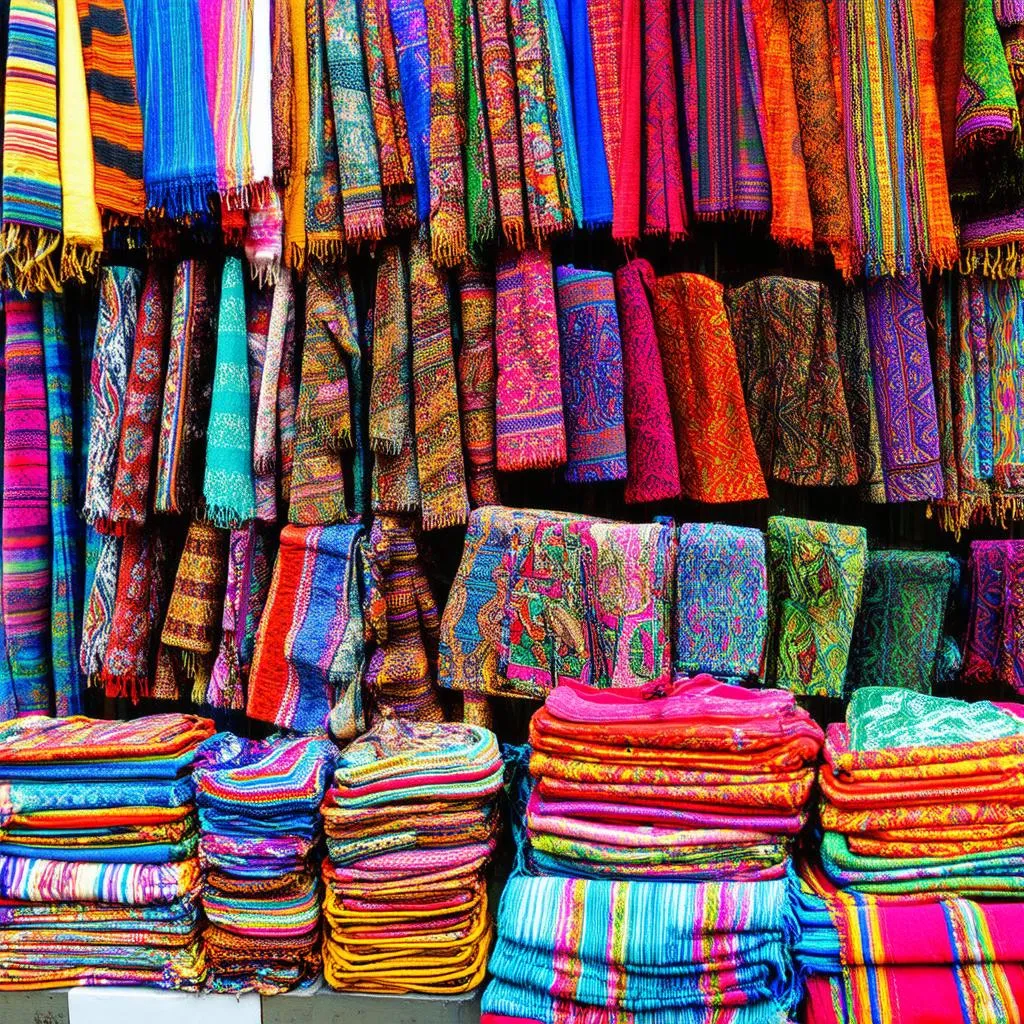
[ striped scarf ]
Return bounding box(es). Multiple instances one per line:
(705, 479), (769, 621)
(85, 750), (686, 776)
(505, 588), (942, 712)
(0, 307), (15, 722)
(282, 0), (309, 267)
(244, 187), (284, 285)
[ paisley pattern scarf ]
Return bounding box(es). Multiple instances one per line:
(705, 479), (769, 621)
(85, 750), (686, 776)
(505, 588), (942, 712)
(79, 530), (121, 680)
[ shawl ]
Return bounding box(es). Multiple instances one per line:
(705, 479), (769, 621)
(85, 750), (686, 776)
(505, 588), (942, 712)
(409, 238), (469, 529)
(160, 521), (229, 703)
(933, 276), (961, 530)
(766, 515), (867, 698)
(674, 523), (767, 681)
(271, 0), (293, 184)
(244, 286), (275, 523)
(555, 266), (627, 484)
(724, 277), (857, 487)
(615, 260), (680, 504)
(249, 0), (273, 194)
(204, 257), (257, 528)
(586, 0), (620, 208)
(455, 265), (500, 507)
(613, 0), (641, 240)
(2, 0), (61, 293)
(108, 265), (170, 529)
(277, 280), (298, 504)
(846, 550), (959, 695)
(956, 0), (1018, 148)
(681, 0), (770, 221)
(963, 540), (1024, 692)
(933, 0), (965, 167)
(282, 0), (310, 267)
(253, 274), (293, 494)
(651, 273), (767, 503)
(124, 0), (218, 218)
(75, 0), (146, 219)
(864, 276), (944, 502)
(41, 296), (83, 716)
(2, 294), (51, 714)
(79, 530), (121, 680)
(155, 260), (216, 516)
(288, 423), (347, 527)
(960, 208), (1024, 278)
(494, 247), (566, 472)
(244, 184), (284, 287)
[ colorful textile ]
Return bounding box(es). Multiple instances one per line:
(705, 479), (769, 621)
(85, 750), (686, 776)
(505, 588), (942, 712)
(964, 540), (1024, 693)
(282, 0), (310, 266)
(651, 272), (767, 503)
(957, 0), (1018, 147)
(253, 274), (293, 502)
(245, 188), (284, 284)
(767, 516), (867, 697)
(555, 266), (626, 484)
(78, 531), (121, 679)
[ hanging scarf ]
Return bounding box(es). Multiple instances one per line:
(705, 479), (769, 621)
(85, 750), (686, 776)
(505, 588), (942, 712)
(555, 266), (627, 484)
(109, 265), (170, 530)
(651, 272), (767, 503)
(79, 531), (120, 680)
(1005, 24), (1024, 81)
(933, 0), (964, 166)
(587, 0), (620, 207)
(724, 277), (858, 487)
(155, 260), (216, 516)
(41, 296), (83, 716)
(494, 247), (566, 471)
(244, 284), (276, 522)
(864, 276), (944, 502)
(2, 0), (61, 293)
(964, 540), (1024, 693)
(254, 273), (293, 510)
(161, 520), (229, 703)
(933, 277), (962, 531)
(612, 0), (641, 240)
(250, 0), (274, 193)
(244, 188), (283, 285)
(271, 0), (293, 185)
(124, 0), (218, 218)
(456, 265), (500, 507)
(323, 0), (387, 243)
(2, 295), (51, 714)
(409, 238), (469, 530)
(204, 257), (257, 528)
(0, 315), (15, 720)
(682, 0), (770, 221)
(283, 0), (310, 266)
(960, 208), (1024, 277)
(615, 260), (680, 504)
(957, 0), (1018, 148)
(75, 0), (146, 220)
(277, 284), (299, 504)
(83, 267), (141, 532)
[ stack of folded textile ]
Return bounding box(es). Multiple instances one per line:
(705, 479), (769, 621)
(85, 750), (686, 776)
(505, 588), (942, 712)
(194, 734), (335, 993)
(320, 719), (503, 994)
(0, 715), (213, 989)
(525, 676), (823, 880)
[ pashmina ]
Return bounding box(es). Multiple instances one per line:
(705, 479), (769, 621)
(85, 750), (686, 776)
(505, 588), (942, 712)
(75, 0), (147, 218)
(409, 239), (468, 529)
(1, 0), (61, 293)
(244, 183), (284, 286)
(766, 516), (867, 697)
(2, 295), (51, 714)
(651, 273), (767, 503)
(456, 265), (500, 507)
(277, 285), (299, 506)
(109, 264), (170, 529)
(124, 0), (218, 218)
(847, 550), (959, 695)
(542, 0), (583, 232)
(555, 266), (627, 484)
(681, 0), (770, 221)
(956, 0), (1018, 148)
(613, 0), (642, 240)
(960, 208), (1024, 278)
(79, 531), (121, 679)
(253, 274), (293, 490)
(249, 0), (273, 194)
(41, 296), (83, 716)
(155, 260), (216, 516)
(864, 276), (944, 502)
(246, 288), (277, 520)
(963, 540), (1024, 693)
(494, 247), (566, 471)
(674, 523), (767, 681)
(586, 0), (620, 206)
(724, 277), (857, 487)
(204, 257), (256, 528)
(271, 0), (293, 184)
(615, 260), (680, 503)
(288, 428), (348, 527)
(282, 0), (310, 266)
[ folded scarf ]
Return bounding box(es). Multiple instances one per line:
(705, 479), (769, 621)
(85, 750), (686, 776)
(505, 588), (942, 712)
(2, 294), (52, 713)
(1, 0), (61, 293)
(963, 539), (1024, 693)
(282, 0), (310, 267)
(75, 0), (146, 219)
(957, 0), (1018, 148)
(555, 266), (627, 484)
(651, 272), (767, 503)
(494, 247), (566, 471)
(204, 257), (257, 527)
(725, 277), (857, 487)
(125, 0), (218, 217)
(79, 531), (121, 680)
(766, 516), (867, 697)
(864, 276), (944, 502)
(109, 265), (170, 530)
(41, 296), (83, 716)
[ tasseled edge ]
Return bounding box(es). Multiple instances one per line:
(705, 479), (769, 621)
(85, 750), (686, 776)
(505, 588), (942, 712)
(297, 416), (353, 451)
(178, 648), (214, 705)
(248, 257), (281, 287)
(223, 177), (274, 212)
(421, 501), (470, 532)
(344, 207), (387, 246)
(501, 217), (526, 250)
(287, 240), (307, 273)
(431, 220), (468, 267)
(99, 669), (151, 704)
(993, 492), (1024, 526)
(60, 240), (102, 284)
(146, 177), (216, 221)
(307, 238), (346, 266)
(769, 222), (816, 253)
(1, 224), (62, 293)
(497, 431), (567, 473)
(960, 242), (1024, 279)
(204, 504), (256, 531)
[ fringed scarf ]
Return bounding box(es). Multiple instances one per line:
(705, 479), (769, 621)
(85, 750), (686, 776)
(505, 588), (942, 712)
(724, 277), (858, 487)
(494, 246), (566, 471)
(204, 257), (256, 528)
(110, 265), (170, 530)
(651, 272), (767, 503)
(83, 267), (141, 532)
(41, 296), (83, 716)
(958, 0), (1018, 148)
(250, 0), (274, 193)
(615, 260), (680, 504)
(155, 260), (216, 516)
(960, 208), (1024, 277)
(2, 0), (61, 293)
(409, 237), (469, 530)
(277, 284), (299, 505)
(864, 276), (944, 502)
(555, 266), (627, 484)
(79, 530), (120, 681)
(455, 265), (500, 507)
(271, 0), (293, 185)
(75, 0), (147, 219)
(245, 284), (276, 522)
(124, 0), (218, 218)
(283, 0), (310, 267)
(964, 540), (1024, 693)
(244, 187), (284, 284)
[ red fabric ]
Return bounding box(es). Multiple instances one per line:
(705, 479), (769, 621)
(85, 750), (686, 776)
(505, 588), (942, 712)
(612, 0), (642, 239)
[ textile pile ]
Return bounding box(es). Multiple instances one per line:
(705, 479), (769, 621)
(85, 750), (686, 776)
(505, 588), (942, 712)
(320, 719), (503, 993)
(194, 733), (335, 993)
(0, 714), (213, 989)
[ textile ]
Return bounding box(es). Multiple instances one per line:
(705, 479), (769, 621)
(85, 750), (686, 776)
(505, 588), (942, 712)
(964, 540), (1024, 693)
(78, 531), (121, 679)
(249, 0), (273, 193)
(282, 0), (310, 266)
(957, 0), (1018, 147)
(253, 274), (293, 501)
(245, 188), (284, 284)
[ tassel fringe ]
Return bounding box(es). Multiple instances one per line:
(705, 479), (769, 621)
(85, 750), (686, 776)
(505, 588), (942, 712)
(1, 224), (62, 293)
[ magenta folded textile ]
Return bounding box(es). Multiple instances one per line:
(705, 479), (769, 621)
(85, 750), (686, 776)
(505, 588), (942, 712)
(324, 840), (496, 881)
